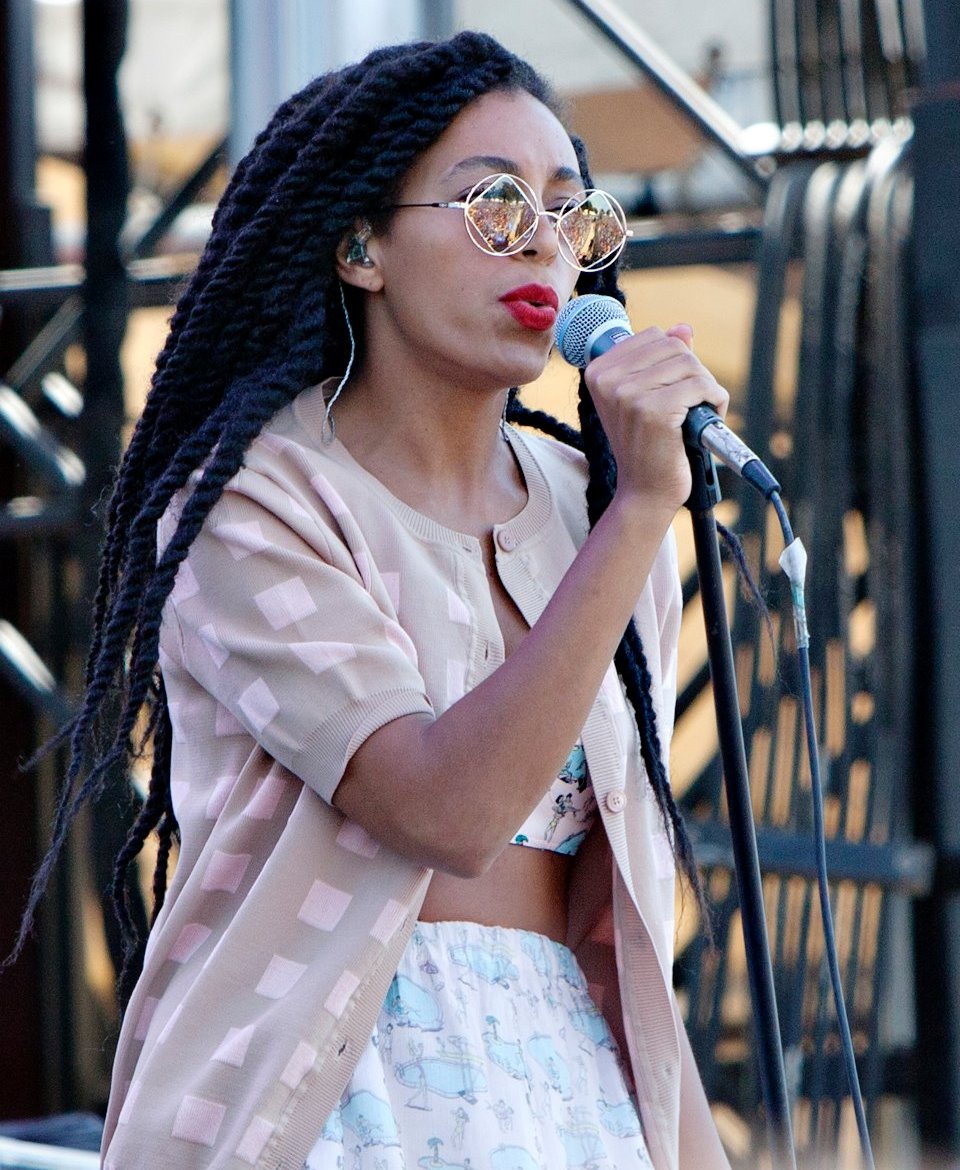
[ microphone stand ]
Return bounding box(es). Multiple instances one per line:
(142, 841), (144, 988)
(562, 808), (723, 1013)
(684, 442), (797, 1170)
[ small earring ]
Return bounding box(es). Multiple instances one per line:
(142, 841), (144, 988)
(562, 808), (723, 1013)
(345, 221), (375, 268)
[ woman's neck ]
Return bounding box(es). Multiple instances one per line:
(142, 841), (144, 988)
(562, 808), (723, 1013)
(327, 365), (523, 535)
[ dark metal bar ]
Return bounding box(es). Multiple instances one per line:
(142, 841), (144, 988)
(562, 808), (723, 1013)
(563, 0), (769, 194)
(0, 256), (196, 310)
(621, 221), (762, 268)
(689, 821), (936, 895)
(910, 0), (960, 1154)
(0, 385), (85, 491)
(0, 499), (78, 540)
(0, 621), (74, 725)
(5, 139), (223, 399)
(130, 137), (225, 258)
(684, 449), (797, 1169)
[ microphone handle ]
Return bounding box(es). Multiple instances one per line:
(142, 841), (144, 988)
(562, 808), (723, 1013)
(683, 404), (781, 499)
(585, 323), (632, 359)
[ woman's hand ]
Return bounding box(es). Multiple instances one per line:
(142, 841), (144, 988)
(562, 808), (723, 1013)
(584, 323), (729, 518)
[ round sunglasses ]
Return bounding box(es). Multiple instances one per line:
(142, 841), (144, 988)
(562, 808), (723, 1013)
(389, 172), (632, 272)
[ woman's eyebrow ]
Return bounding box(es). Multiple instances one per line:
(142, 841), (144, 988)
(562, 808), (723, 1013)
(444, 155), (581, 183)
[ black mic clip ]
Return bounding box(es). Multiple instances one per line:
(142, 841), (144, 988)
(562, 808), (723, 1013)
(683, 409), (723, 513)
(683, 404), (781, 502)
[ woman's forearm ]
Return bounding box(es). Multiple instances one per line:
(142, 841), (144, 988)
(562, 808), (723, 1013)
(333, 491), (675, 873)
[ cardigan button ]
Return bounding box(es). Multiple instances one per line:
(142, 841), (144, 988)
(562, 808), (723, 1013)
(496, 529), (517, 552)
(605, 789), (627, 813)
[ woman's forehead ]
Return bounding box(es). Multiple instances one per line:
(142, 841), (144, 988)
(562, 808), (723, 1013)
(414, 90), (579, 182)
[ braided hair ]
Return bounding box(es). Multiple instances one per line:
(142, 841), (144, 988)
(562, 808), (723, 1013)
(18, 31), (703, 972)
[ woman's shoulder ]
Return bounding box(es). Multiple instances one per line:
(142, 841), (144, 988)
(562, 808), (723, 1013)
(237, 383), (373, 513)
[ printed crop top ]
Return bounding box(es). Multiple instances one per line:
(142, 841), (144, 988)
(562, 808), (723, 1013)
(511, 742), (597, 855)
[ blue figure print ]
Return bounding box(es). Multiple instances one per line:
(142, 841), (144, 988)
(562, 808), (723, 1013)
(559, 1106), (608, 1168)
(318, 1106), (344, 1142)
(543, 792), (575, 843)
(526, 1034), (573, 1099)
(556, 946), (585, 990)
(384, 973), (444, 1031)
(338, 1090), (401, 1147)
(555, 829), (588, 855)
(411, 928), (446, 991)
(487, 1098), (515, 1133)
(416, 1136), (471, 1169)
(568, 1003), (616, 1050)
(447, 939), (519, 988)
(394, 1035), (487, 1105)
(519, 931), (553, 979)
(559, 742), (589, 791)
(597, 1093), (643, 1139)
(489, 1144), (541, 1170)
(419, 956), (445, 990)
(450, 1105), (469, 1149)
(482, 1014), (528, 1080)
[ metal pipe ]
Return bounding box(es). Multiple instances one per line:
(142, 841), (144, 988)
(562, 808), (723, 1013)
(564, 0), (769, 193)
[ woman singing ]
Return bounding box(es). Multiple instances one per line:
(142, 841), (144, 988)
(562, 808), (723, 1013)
(27, 30), (731, 1170)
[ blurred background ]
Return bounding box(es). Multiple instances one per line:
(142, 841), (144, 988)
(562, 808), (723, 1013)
(1, 0), (958, 1166)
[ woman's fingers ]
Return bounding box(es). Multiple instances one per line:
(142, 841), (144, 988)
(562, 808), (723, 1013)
(587, 333), (728, 415)
(583, 323), (730, 509)
(666, 322), (694, 350)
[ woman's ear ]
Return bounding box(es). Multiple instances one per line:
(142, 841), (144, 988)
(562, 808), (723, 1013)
(335, 220), (384, 291)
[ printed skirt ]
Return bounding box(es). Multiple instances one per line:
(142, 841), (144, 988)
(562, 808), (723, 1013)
(305, 920), (653, 1169)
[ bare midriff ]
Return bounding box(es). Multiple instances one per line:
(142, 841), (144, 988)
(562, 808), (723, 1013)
(419, 846), (571, 943)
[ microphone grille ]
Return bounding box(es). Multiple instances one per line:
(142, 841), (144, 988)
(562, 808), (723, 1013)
(556, 294), (630, 368)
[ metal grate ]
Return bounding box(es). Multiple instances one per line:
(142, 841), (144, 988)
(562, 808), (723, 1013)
(675, 147), (929, 1165)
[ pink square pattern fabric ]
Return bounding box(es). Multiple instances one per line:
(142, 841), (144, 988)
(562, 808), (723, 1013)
(211, 1024), (256, 1068)
(198, 622), (230, 668)
(202, 850), (252, 893)
(324, 969), (361, 1019)
(297, 879), (353, 931)
(214, 700), (246, 738)
(212, 518), (270, 560)
(370, 898), (407, 944)
(234, 1115), (275, 1164)
(336, 820), (380, 858)
(171, 559), (200, 604)
(290, 640), (357, 675)
(134, 996), (159, 1042)
(168, 922), (212, 965)
(237, 677), (280, 734)
(280, 1040), (318, 1089)
(205, 775), (236, 820)
(244, 763), (287, 820)
(446, 586), (471, 626)
(255, 955), (308, 1000)
(254, 575), (318, 631)
(171, 1094), (227, 1146)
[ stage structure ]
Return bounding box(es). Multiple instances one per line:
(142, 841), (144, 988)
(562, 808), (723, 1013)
(0, 1), (956, 1166)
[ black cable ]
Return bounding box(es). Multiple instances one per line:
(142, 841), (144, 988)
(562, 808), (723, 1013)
(770, 489), (876, 1170)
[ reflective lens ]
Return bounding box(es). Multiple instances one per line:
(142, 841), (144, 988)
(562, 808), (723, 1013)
(462, 174), (628, 271)
(464, 174), (539, 254)
(557, 189), (629, 272)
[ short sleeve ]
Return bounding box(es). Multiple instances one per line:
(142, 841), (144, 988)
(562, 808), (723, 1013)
(161, 466), (435, 804)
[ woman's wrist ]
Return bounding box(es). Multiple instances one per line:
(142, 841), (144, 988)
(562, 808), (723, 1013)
(602, 486), (680, 546)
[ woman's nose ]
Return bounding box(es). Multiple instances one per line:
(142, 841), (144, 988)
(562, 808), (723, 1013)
(520, 210), (560, 262)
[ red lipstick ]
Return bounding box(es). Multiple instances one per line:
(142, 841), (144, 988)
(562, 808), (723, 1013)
(499, 283), (559, 332)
